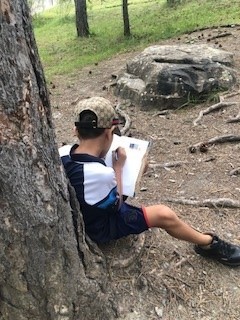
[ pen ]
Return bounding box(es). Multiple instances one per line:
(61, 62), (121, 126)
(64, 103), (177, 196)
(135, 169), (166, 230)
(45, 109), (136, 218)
(113, 149), (118, 161)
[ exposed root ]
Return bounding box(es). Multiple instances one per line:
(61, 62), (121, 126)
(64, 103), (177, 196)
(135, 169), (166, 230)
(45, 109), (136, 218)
(207, 32), (232, 41)
(189, 134), (240, 152)
(163, 197), (240, 208)
(193, 101), (237, 126)
(229, 167), (240, 176)
(222, 90), (240, 99)
(115, 103), (132, 135)
(109, 233), (146, 269)
(188, 24), (240, 34)
(226, 111), (240, 123)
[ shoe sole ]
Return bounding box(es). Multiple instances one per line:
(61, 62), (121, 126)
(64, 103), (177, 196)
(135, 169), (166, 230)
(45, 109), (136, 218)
(218, 260), (240, 267)
(195, 250), (240, 267)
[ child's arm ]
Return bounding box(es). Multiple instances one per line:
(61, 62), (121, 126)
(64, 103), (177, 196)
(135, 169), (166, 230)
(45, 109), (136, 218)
(112, 147), (126, 206)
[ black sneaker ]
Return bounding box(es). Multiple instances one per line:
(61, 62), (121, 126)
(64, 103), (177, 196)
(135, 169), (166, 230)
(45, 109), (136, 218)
(194, 235), (240, 267)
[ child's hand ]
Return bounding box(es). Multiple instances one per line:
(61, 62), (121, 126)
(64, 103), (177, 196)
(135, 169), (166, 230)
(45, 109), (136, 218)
(112, 147), (126, 169)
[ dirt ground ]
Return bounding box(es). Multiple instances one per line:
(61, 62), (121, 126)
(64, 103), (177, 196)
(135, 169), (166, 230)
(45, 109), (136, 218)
(50, 26), (240, 320)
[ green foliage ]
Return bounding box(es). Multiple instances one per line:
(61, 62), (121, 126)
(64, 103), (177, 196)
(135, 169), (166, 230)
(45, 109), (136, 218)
(33, 0), (240, 79)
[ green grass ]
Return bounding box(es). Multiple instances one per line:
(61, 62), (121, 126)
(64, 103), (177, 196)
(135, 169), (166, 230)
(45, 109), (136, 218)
(33, 0), (240, 80)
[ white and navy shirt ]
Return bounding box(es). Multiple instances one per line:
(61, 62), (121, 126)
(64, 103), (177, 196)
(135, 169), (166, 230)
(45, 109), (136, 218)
(59, 144), (120, 243)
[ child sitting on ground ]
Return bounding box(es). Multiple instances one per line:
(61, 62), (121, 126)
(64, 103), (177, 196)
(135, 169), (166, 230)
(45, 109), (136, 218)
(60, 96), (240, 267)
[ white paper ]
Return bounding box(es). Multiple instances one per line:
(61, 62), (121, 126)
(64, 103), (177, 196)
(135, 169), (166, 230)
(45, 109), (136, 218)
(104, 134), (150, 197)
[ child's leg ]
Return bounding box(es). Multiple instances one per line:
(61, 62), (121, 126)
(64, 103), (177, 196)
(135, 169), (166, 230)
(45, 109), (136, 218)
(144, 204), (212, 246)
(144, 204), (240, 266)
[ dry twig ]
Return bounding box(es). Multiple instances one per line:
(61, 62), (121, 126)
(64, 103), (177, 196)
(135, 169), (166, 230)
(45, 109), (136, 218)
(174, 257), (189, 268)
(163, 197), (240, 208)
(152, 110), (171, 117)
(165, 273), (191, 288)
(161, 278), (186, 302)
(149, 161), (188, 169)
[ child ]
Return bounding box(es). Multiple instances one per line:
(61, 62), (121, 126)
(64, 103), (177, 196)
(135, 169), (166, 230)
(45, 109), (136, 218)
(60, 96), (240, 267)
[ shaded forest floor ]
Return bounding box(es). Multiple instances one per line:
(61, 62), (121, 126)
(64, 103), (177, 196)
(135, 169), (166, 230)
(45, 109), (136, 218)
(50, 25), (240, 319)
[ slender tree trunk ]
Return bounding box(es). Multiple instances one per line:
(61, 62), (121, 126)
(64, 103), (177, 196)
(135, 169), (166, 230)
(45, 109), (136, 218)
(122, 0), (131, 37)
(0, 1), (116, 319)
(74, 0), (90, 37)
(167, 0), (181, 6)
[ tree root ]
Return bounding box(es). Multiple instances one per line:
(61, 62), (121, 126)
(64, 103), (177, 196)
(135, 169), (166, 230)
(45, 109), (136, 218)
(222, 90), (240, 99)
(193, 90), (240, 126)
(115, 103), (132, 135)
(109, 233), (146, 269)
(229, 167), (240, 176)
(193, 101), (237, 126)
(163, 197), (240, 208)
(226, 111), (240, 123)
(189, 134), (240, 153)
(207, 32), (232, 41)
(188, 24), (240, 34)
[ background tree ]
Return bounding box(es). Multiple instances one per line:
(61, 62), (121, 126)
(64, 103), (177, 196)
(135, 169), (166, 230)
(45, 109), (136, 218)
(122, 0), (131, 37)
(75, 0), (131, 38)
(0, 0), (116, 319)
(74, 0), (90, 37)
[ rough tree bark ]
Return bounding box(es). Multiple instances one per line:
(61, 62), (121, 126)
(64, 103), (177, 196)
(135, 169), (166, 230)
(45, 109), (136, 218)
(0, 1), (116, 319)
(74, 0), (90, 37)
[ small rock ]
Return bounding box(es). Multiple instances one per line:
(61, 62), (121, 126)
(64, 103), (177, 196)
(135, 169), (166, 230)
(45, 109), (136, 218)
(154, 307), (163, 318)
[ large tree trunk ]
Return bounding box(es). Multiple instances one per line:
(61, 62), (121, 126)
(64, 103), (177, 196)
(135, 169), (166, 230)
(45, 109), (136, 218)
(74, 0), (90, 37)
(0, 1), (116, 319)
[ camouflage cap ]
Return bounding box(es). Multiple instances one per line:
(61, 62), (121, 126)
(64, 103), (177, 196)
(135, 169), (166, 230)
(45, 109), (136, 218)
(74, 97), (119, 129)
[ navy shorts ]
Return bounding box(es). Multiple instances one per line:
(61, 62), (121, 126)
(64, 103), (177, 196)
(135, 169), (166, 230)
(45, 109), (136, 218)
(114, 202), (149, 240)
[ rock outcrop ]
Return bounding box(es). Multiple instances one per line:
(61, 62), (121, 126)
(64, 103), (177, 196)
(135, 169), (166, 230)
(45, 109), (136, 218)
(115, 44), (237, 109)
